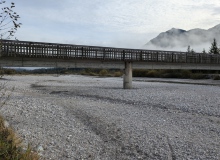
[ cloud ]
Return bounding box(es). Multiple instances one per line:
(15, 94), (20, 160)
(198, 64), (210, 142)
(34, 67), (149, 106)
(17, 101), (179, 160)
(17, 0), (220, 32)
(212, 7), (220, 15)
(12, 0), (220, 48)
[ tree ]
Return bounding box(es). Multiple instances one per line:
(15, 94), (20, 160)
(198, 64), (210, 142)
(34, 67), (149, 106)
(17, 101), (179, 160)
(187, 45), (196, 53)
(0, 0), (21, 108)
(187, 45), (191, 53)
(209, 38), (219, 54)
(0, 0), (21, 39)
(190, 49), (195, 54)
(202, 48), (206, 54)
(187, 45), (195, 53)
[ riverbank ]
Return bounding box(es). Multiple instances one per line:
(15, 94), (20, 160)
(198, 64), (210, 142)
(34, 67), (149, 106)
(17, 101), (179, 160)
(1, 75), (220, 159)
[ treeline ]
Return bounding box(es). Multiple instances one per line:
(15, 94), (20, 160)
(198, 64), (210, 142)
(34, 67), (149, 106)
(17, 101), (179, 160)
(0, 67), (219, 80)
(133, 69), (220, 80)
(188, 38), (220, 54)
(0, 68), (124, 77)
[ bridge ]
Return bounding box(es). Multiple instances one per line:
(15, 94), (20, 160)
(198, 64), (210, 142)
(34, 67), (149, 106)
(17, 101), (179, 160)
(0, 40), (220, 89)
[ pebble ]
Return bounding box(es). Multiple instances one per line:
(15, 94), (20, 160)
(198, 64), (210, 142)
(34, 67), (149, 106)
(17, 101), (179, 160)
(0, 75), (219, 160)
(37, 145), (44, 152)
(3, 120), (9, 128)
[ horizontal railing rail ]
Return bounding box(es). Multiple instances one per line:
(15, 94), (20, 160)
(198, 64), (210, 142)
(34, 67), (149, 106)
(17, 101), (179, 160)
(1, 39), (220, 64)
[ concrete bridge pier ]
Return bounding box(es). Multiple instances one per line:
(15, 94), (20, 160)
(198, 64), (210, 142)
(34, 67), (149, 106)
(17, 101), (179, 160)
(123, 62), (132, 89)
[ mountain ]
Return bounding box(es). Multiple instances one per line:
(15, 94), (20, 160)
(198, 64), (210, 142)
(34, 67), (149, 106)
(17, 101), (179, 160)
(145, 24), (220, 52)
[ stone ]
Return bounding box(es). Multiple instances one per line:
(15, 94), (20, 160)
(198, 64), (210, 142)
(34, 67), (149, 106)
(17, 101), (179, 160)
(37, 145), (44, 152)
(3, 120), (9, 128)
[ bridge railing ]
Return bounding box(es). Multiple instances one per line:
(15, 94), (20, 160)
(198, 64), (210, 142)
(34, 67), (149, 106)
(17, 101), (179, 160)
(1, 40), (220, 64)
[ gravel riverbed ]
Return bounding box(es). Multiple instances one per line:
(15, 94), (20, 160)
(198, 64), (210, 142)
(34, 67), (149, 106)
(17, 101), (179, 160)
(1, 75), (220, 160)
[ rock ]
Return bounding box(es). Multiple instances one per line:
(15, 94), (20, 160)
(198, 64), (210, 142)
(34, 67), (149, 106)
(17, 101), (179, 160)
(37, 145), (44, 152)
(3, 120), (9, 128)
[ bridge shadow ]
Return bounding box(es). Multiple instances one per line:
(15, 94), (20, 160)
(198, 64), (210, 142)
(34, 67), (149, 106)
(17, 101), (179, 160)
(95, 87), (140, 90)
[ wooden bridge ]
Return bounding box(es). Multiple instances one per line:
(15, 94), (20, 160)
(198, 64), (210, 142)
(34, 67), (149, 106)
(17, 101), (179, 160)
(0, 40), (220, 89)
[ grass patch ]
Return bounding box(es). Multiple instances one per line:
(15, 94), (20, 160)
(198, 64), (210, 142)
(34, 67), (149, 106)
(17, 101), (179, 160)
(0, 116), (39, 160)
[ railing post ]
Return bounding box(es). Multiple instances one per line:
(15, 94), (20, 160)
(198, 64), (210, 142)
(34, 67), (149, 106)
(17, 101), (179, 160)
(156, 52), (158, 61)
(171, 53), (174, 62)
(81, 47), (84, 59)
(57, 45), (59, 58)
(123, 50), (125, 61)
(140, 51), (142, 61)
(103, 48), (105, 60)
(0, 41), (2, 57)
(14, 44), (16, 57)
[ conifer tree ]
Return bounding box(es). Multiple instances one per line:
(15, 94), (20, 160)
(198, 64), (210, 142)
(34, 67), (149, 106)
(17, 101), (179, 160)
(209, 39), (219, 54)
(190, 49), (195, 54)
(187, 45), (191, 53)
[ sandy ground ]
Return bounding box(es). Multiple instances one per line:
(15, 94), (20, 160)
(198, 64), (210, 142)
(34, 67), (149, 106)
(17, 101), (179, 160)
(1, 75), (220, 160)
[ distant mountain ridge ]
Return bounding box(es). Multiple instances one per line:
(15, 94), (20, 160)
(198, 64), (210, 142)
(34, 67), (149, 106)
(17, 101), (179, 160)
(145, 24), (220, 52)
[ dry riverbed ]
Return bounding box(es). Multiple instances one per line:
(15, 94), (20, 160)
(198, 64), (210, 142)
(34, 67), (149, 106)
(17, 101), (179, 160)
(1, 75), (220, 160)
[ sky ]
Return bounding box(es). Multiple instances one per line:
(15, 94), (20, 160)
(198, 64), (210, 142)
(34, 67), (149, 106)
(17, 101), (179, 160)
(4, 0), (220, 49)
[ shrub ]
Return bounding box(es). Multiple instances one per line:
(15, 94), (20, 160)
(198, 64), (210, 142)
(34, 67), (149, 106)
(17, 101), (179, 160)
(4, 69), (16, 75)
(114, 71), (123, 77)
(80, 70), (87, 75)
(133, 69), (148, 77)
(0, 116), (39, 160)
(161, 72), (182, 78)
(146, 70), (160, 77)
(213, 75), (220, 80)
(60, 69), (69, 74)
(0, 69), (17, 75)
(84, 68), (93, 73)
(89, 72), (98, 76)
(180, 70), (192, 79)
(190, 73), (207, 79)
(0, 69), (5, 75)
(99, 69), (108, 76)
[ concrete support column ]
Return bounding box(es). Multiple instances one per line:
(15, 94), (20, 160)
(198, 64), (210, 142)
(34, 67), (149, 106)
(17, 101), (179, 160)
(123, 62), (132, 89)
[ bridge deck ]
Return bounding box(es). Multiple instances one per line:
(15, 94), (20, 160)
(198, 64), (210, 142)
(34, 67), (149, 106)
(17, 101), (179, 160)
(1, 40), (220, 65)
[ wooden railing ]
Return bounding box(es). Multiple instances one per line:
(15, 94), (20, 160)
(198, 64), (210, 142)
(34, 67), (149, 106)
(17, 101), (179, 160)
(1, 40), (220, 64)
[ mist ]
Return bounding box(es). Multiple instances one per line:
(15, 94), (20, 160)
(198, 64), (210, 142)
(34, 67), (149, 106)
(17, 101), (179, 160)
(144, 24), (220, 53)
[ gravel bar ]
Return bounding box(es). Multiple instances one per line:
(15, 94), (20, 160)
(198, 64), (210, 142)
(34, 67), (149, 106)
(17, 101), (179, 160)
(1, 75), (220, 160)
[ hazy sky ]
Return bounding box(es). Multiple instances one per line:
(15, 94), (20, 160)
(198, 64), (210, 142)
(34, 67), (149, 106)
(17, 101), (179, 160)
(7, 0), (220, 48)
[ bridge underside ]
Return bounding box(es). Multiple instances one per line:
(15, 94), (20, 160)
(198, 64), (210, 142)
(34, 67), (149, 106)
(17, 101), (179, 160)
(1, 57), (220, 70)
(1, 39), (220, 89)
(1, 57), (220, 89)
